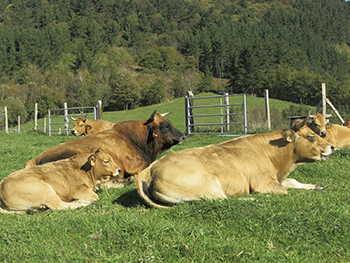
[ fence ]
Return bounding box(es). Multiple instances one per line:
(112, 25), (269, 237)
(48, 104), (97, 136)
(185, 92), (247, 136)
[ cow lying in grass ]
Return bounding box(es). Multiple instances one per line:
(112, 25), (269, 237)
(136, 116), (334, 209)
(324, 121), (350, 149)
(70, 116), (115, 136)
(0, 149), (121, 214)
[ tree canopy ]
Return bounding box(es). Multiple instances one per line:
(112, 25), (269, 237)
(1, 0), (350, 125)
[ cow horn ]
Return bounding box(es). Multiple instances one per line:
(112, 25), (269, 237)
(144, 110), (157, 125)
(160, 111), (172, 117)
(70, 115), (76, 121)
(294, 110), (311, 130)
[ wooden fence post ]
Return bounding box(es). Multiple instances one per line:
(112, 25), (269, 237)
(96, 100), (102, 120)
(265, 89), (271, 130)
(34, 103), (38, 130)
(322, 83), (326, 115)
(4, 106), (8, 133)
(64, 102), (68, 135)
(18, 116), (20, 133)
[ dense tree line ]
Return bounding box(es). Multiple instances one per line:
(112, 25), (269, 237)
(1, 0), (350, 126)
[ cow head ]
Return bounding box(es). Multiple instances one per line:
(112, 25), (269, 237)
(86, 149), (122, 184)
(288, 116), (334, 162)
(307, 113), (329, 138)
(143, 110), (186, 155)
(71, 116), (92, 136)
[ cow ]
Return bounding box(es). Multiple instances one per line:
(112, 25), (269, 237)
(323, 122), (350, 149)
(24, 110), (186, 188)
(70, 116), (115, 136)
(136, 116), (334, 209)
(0, 149), (121, 214)
(307, 113), (329, 138)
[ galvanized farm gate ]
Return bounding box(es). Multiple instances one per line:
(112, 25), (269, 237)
(185, 92), (247, 136)
(48, 104), (97, 136)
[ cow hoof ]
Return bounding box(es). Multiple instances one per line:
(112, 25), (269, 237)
(314, 185), (326, 191)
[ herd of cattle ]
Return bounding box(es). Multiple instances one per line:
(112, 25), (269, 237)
(1, 110), (350, 213)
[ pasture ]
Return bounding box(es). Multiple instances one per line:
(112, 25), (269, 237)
(1, 95), (350, 262)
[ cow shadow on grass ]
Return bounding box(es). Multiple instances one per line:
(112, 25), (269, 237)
(113, 189), (144, 208)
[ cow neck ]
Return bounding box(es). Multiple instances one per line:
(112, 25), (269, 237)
(114, 120), (158, 166)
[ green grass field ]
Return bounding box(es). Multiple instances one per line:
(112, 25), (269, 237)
(0, 94), (349, 262)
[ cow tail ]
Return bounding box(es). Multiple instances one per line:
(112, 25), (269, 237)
(135, 164), (172, 209)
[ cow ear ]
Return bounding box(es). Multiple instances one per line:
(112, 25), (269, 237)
(144, 109), (157, 125)
(326, 122), (332, 129)
(282, 129), (297, 143)
(86, 124), (92, 130)
(89, 155), (96, 167)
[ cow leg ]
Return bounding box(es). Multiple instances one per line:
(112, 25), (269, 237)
(250, 177), (288, 194)
(71, 185), (99, 203)
(282, 178), (325, 190)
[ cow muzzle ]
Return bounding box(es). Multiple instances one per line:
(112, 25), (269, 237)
(71, 130), (78, 136)
(320, 131), (327, 138)
(321, 144), (335, 160)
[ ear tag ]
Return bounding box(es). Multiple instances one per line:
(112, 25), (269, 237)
(153, 132), (158, 138)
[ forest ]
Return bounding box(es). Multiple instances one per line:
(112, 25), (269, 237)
(1, 0), (350, 126)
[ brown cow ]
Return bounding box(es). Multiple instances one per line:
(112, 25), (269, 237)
(0, 149), (121, 214)
(136, 118), (334, 209)
(70, 116), (115, 136)
(24, 110), (185, 188)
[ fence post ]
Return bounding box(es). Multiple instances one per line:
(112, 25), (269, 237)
(4, 106), (8, 133)
(265, 89), (271, 130)
(322, 83), (326, 115)
(224, 93), (230, 132)
(96, 100), (102, 120)
(18, 116), (20, 133)
(34, 103), (38, 130)
(185, 91), (194, 135)
(64, 102), (68, 136)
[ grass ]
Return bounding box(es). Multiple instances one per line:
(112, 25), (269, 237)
(0, 94), (349, 262)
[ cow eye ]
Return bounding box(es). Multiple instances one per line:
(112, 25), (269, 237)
(103, 160), (109, 164)
(160, 121), (171, 132)
(307, 135), (316, 142)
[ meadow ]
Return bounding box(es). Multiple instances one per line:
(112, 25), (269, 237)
(0, 94), (349, 262)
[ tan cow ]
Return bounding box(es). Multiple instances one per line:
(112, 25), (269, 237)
(307, 113), (330, 138)
(136, 118), (334, 209)
(70, 116), (115, 136)
(324, 122), (350, 149)
(0, 149), (121, 214)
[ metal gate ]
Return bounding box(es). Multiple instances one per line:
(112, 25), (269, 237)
(185, 93), (247, 136)
(48, 106), (97, 136)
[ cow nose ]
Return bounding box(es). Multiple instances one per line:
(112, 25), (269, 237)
(117, 168), (122, 175)
(331, 145), (335, 152)
(320, 131), (327, 138)
(180, 135), (186, 142)
(71, 130), (76, 135)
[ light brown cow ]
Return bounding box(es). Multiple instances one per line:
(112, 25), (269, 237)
(70, 116), (115, 136)
(307, 113), (330, 138)
(324, 122), (350, 149)
(0, 149), (121, 214)
(136, 118), (334, 209)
